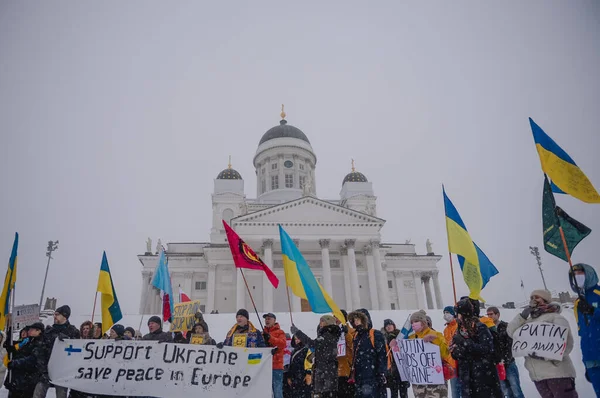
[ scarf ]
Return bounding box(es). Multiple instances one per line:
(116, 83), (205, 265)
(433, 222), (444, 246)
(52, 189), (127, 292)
(531, 303), (560, 319)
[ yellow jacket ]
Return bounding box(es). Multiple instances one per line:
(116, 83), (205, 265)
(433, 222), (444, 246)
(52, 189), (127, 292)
(338, 327), (355, 377)
(409, 327), (450, 362)
(443, 320), (458, 368)
(480, 316), (496, 329)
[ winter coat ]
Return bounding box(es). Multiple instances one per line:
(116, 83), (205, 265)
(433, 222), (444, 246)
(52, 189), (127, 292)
(451, 320), (503, 398)
(223, 322), (265, 348)
(142, 329), (173, 343)
(338, 326), (354, 377)
(569, 263), (600, 365)
(264, 323), (287, 370)
(42, 322), (80, 381)
(287, 339), (313, 398)
(496, 320), (514, 364)
(350, 309), (387, 398)
(295, 324), (341, 394)
(384, 329), (402, 382)
(507, 305), (576, 382)
(5, 336), (45, 392)
(186, 332), (216, 345)
(443, 319), (458, 370)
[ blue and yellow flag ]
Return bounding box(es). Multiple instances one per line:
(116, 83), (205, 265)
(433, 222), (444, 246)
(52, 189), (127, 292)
(443, 189), (498, 301)
(279, 226), (344, 322)
(0, 233), (18, 330)
(530, 118), (600, 204)
(97, 252), (123, 334)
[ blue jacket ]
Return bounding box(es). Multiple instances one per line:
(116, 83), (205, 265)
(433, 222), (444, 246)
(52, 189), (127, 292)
(223, 321), (265, 348)
(569, 263), (600, 364)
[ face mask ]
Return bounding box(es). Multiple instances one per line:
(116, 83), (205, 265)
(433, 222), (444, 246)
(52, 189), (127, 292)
(443, 314), (454, 322)
(412, 322), (423, 333)
(575, 274), (586, 288)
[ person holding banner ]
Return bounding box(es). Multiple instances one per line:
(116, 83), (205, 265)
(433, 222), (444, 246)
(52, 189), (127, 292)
(507, 289), (578, 398)
(186, 322), (216, 345)
(221, 309), (266, 348)
(451, 298), (503, 398)
(568, 263), (600, 396)
(142, 316), (173, 343)
(408, 310), (449, 398)
(263, 313), (287, 398)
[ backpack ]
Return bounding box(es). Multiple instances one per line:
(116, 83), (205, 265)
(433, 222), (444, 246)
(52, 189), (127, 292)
(368, 329), (392, 370)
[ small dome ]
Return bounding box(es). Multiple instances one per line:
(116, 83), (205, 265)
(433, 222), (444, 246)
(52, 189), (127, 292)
(217, 168), (242, 180)
(259, 119), (310, 145)
(343, 171), (368, 185)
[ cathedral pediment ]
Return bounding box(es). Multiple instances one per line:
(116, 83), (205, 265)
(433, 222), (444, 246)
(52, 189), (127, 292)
(230, 196), (385, 227)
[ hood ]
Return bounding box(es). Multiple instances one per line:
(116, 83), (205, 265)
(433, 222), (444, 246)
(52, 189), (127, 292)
(356, 308), (373, 329)
(291, 337), (303, 349)
(569, 263), (599, 292)
(348, 311), (369, 330)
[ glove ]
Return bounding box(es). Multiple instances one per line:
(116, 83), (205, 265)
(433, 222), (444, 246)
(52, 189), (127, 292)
(520, 306), (533, 319)
(271, 347), (278, 355)
(529, 352), (545, 361)
(290, 325), (299, 335)
(578, 299), (595, 315)
(340, 324), (348, 334)
(378, 373), (387, 387)
(57, 333), (67, 342)
(263, 332), (271, 344)
(216, 342), (224, 349)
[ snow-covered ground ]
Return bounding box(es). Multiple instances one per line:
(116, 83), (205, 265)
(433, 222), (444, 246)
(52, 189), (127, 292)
(1, 307), (594, 397)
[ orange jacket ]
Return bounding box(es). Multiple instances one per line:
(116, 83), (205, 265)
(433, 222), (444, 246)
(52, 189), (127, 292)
(264, 323), (287, 370)
(338, 327), (355, 377)
(443, 320), (458, 369)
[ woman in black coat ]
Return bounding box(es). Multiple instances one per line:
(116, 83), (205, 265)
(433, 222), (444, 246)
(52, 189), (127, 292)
(451, 298), (503, 398)
(291, 315), (341, 398)
(5, 323), (46, 398)
(286, 335), (313, 398)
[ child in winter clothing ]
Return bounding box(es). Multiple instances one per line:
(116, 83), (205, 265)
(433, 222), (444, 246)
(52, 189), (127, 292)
(507, 289), (578, 398)
(569, 263), (600, 396)
(409, 310), (449, 398)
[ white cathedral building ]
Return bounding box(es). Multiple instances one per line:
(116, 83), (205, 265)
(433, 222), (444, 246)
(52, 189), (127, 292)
(139, 109), (443, 315)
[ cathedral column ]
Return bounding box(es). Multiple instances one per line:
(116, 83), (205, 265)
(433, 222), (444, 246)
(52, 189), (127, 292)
(341, 247), (353, 310)
(140, 271), (152, 314)
(372, 241), (391, 310)
(345, 240), (361, 309)
(432, 271), (443, 308)
(423, 274), (434, 309)
(236, 268), (245, 310)
(262, 240), (274, 312)
(206, 266), (216, 313)
(394, 271), (404, 310)
(320, 239), (333, 295)
(412, 271), (425, 309)
(364, 245), (380, 310)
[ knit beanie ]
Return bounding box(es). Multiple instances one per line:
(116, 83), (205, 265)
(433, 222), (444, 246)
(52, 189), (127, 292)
(29, 322), (45, 332)
(55, 305), (71, 320)
(111, 324), (125, 337)
(236, 309), (250, 320)
(456, 298), (475, 316)
(531, 289), (552, 303)
(125, 327), (136, 337)
(320, 315), (337, 327)
(384, 319), (396, 328)
(410, 310), (428, 324)
(443, 306), (456, 316)
(148, 316), (162, 326)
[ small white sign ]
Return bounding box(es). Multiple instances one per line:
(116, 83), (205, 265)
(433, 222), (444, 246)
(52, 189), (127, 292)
(13, 304), (40, 329)
(511, 322), (568, 361)
(337, 333), (346, 357)
(391, 338), (444, 385)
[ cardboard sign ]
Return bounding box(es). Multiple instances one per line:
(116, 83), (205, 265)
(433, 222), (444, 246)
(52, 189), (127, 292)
(169, 300), (202, 332)
(190, 334), (204, 345)
(391, 338), (444, 385)
(337, 333), (346, 357)
(13, 304), (40, 329)
(48, 340), (272, 398)
(233, 334), (248, 348)
(511, 322), (568, 361)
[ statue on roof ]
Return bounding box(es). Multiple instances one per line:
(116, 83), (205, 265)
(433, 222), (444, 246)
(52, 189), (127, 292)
(426, 239), (433, 254)
(146, 237), (152, 254)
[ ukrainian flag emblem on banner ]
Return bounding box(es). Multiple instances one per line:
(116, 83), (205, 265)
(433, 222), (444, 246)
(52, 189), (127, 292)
(247, 353), (262, 365)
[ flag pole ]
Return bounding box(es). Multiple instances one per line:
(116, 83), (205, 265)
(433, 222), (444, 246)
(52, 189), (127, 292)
(285, 285), (294, 326)
(238, 269), (264, 331)
(91, 291), (98, 324)
(558, 225), (582, 291)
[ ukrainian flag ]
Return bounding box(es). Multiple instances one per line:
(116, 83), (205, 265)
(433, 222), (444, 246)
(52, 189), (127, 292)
(97, 252), (123, 334)
(279, 226), (344, 322)
(443, 189), (498, 301)
(530, 118), (600, 204)
(247, 353), (262, 365)
(0, 233), (18, 330)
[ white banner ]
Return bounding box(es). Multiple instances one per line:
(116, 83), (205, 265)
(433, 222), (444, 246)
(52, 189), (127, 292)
(391, 338), (444, 385)
(511, 321), (568, 361)
(49, 340), (272, 398)
(13, 304), (40, 329)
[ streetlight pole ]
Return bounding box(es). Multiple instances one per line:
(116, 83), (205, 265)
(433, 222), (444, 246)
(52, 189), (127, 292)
(39, 240), (59, 310)
(529, 246), (548, 291)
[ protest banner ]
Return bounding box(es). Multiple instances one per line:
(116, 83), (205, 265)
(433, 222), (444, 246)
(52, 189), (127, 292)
(283, 338), (292, 367)
(391, 337), (444, 385)
(49, 339), (272, 398)
(337, 333), (346, 357)
(169, 300), (202, 332)
(511, 321), (568, 361)
(13, 304), (40, 329)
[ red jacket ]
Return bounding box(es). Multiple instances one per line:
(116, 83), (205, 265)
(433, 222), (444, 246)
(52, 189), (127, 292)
(264, 323), (287, 370)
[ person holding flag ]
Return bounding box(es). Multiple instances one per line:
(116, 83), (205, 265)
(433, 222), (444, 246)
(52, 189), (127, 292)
(152, 246), (174, 323)
(95, 252), (123, 334)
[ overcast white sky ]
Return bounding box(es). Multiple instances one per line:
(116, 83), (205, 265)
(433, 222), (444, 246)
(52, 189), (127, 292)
(1, 1), (599, 316)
